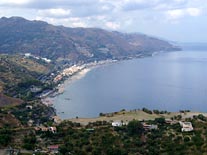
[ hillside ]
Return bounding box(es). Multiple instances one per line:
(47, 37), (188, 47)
(0, 54), (54, 102)
(0, 17), (180, 63)
(1, 108), (207, 154)
(0, 93), (23, 107)
(0, 54), (49, 85)
(0, 16), (181, 118)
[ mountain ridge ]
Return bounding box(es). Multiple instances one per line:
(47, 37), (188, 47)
(0, 16), (181, 105)
(0, 16), (180, 63)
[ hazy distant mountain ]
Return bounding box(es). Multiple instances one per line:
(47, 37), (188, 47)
(0, 17), (180, 62)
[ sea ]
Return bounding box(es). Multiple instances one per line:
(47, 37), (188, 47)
(53, 43), (207, 119)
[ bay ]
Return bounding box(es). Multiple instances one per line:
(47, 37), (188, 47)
(53, 49), (207, 119)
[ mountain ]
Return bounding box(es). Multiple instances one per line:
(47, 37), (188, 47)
(0, 16), (181, 103)
(0, 17), (180, 63)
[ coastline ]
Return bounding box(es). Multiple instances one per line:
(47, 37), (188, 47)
(41, 59), (118, 107)
(41, 50), (177, 119)
(41, 51), (174, 119)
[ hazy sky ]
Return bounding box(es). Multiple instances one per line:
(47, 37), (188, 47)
(0, 0), (206, 42)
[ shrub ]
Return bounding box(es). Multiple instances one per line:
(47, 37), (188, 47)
(142, 108), (152, 114)
(127, 120), (144, 136)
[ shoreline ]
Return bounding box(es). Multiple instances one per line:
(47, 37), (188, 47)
(41, 51), (173, 119)
(41, 59), (118, 107)
(41, 51), (166, 105)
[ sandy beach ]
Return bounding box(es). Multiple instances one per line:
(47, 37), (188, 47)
(41, 59), (117, 107)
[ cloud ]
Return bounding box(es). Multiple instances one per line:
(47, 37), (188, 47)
(105, 22), (120, 30)
(166, 9), (185, 20)
(66, 17), (87, 27)
(0, 0), (207, 42)
(23, 0), (100, 9)
(120, 0), (189, 12)
(35, 16), (87, 28)
(187, 8), (202, 16)
(166, 7), (202, 20)
(121, 0), (160, 11)
(38, 8), (71, 18)
(0, 0), (31, 5)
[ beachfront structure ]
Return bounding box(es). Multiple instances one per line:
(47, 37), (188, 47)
(179, 121), (193, 132)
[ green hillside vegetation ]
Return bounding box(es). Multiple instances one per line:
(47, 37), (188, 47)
(1, 108), (207, 155)
(0, 54), (48, 87)
(0, 16), (190, 155)
(0, 54), (54, 101)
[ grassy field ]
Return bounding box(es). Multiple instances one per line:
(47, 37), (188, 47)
(68, 110), (207, 125)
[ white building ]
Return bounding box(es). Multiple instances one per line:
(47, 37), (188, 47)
(179, 121), (193, 132)
(112, 121), (123, 127)
(49, 127), (57, 133)
(142, 123), (158, 130)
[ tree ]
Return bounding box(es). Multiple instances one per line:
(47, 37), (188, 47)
(0, 128), (12, 146)
(127, 120), (144, 136)
(155, 117), (165, 125)
(23, 133), (37, 150)
(59, 145), (70, 155)
(142, 108), (152, 114)
(197, 114), (206, 121)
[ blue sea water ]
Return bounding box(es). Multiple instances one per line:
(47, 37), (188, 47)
(53, 49), (207, 119)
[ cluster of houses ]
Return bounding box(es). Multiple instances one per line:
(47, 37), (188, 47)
(53, 65), (84, 83)
(24, 53), (51, 63)
(53, 59), (116, 83)
(111, 120), (194, 132)
(34, 126), (57, 133)
(112, 121), (127, 127)
(111, 121), (158, 130)
(166, 119), (194, 132)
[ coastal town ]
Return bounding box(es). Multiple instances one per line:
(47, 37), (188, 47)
(0, 11), (205, 155)
(53, 59), (117, 84)
(40, 59), (118, 106)
(0, 52), (206, 154)
(1, 47), (205, 155)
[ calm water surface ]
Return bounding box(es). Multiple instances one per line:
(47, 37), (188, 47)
(53, 50), (207, 119)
